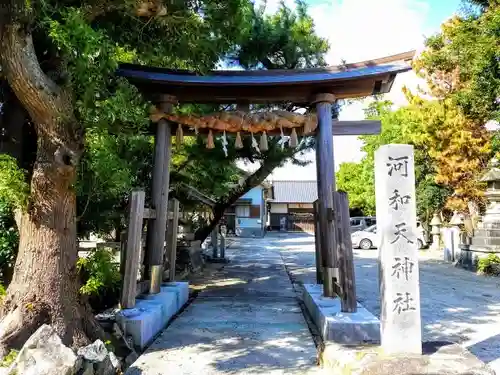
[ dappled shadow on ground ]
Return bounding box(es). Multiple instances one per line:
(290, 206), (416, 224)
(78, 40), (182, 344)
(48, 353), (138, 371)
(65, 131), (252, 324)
(127, 236), (318, 374)
(270, 232), (500, 370)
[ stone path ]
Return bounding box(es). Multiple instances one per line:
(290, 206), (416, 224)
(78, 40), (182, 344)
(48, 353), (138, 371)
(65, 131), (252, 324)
(272, 232), (500, 374)
(126, 236), (321, 374)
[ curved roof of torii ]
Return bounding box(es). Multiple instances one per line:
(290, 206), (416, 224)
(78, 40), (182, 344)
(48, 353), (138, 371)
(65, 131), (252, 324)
(117, 51), (415, 104)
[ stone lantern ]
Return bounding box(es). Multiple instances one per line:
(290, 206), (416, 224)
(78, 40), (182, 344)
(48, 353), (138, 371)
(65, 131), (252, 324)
(478, 158), (500, 227)
(466, 158), (500, 269)
(449, 211), (465, 227)
(429, 213), (442, 251)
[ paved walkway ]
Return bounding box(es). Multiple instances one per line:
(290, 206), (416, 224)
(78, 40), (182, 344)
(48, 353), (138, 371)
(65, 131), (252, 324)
(127, 236), (321, 374)
(273, 232), (500, 374)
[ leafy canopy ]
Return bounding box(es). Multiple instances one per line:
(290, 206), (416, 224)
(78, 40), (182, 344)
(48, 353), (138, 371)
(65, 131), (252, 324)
(338, 0), (497, 217)
(414, 1), (500, 123)
(336, 96), (486, 218)
(67, 0), (328, 237)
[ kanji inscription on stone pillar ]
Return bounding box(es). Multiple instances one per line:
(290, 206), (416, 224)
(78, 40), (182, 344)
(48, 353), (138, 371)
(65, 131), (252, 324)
(375, 144), (422, 355)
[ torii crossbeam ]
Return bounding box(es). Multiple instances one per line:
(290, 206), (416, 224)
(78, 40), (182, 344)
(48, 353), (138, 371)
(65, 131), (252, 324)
(117, 51), (414, 305)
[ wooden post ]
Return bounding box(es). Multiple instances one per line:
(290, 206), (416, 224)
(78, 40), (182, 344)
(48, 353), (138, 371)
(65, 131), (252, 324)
(120, 191), (145, 309)
(334, 191), (357, 312)
(151, 118), (172, 294)
(211, 225), (219, 259)
(145, 118), (167, 277)
(167, 199), (180, 282)
(313, 200), (323, 284)
(313, 93), (338, 298)
(220, 226), (226, 259)
(119, 231), (127, 279)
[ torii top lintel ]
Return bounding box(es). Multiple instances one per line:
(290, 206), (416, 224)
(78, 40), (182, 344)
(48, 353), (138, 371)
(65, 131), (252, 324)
(117, 51), (415, 105)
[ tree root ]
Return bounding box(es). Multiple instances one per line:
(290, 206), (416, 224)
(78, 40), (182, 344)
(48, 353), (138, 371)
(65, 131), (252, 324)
(0, 303), (50, 350)
(0, 298), (107, 353)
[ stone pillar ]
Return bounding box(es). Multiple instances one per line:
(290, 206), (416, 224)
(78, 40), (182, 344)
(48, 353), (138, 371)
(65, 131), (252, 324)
(375, 144), (422, 355)
(449, 211), (464, 262)
(211, 225), (219, 259)
(430, 213), (442, 251)
(220, 224), (226, 259)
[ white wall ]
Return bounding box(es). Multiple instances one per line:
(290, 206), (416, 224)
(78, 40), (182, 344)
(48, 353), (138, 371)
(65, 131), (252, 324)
(270, 203), (288, 214)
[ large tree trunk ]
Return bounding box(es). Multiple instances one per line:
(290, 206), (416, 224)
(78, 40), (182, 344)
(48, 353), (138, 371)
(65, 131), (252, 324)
(0, 8), (103, 353)
(194, 159), (281, 242)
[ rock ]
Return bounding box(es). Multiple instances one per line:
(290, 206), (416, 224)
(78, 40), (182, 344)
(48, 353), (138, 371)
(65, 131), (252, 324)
(77, 340), (108, 363)
(95, 309), (118, 331)
(78, 362), (95, 375)
(109, 352), (120, 372)
(8, 324), (81, 375)
(77, 340), (119, 375)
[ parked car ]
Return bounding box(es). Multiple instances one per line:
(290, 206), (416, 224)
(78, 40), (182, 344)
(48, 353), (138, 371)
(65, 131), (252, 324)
(351, 222), (427, 250)
(349, 217), (376, 233)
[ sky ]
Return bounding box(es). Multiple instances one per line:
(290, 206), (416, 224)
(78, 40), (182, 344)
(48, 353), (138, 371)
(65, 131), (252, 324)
(237, 0), (463, 181)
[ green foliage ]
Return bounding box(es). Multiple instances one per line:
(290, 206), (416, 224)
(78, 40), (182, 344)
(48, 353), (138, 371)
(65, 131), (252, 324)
(77, 130), (152, 238)
(0, 283), (6, 303)
(336, 99), (458, 219)
(477, 253), (500, 275)
(0, 200), (18, 283)
(0, 349), (18, 367)
(46, 7), (150, 133)
(337, 162), (375, 215)
(0, 155), (29, 210)
(415, 2), (500, 124)
(234, 0), (328, 69)
(77, 249), (121, 311)
(3, 0), (327, 242)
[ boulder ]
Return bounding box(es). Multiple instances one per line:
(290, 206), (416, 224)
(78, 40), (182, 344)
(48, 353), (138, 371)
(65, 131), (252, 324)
(7, 324), (81, 375)
(77, 340), (108, 363)
(77, 340), (120, 375)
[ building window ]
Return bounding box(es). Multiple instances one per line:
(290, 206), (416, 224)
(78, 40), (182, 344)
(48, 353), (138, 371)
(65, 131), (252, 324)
(236, 206), (250, 217)
(250, 205), (260, 218)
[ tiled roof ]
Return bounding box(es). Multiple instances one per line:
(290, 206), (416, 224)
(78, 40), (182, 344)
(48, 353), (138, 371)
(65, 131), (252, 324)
(271, 180), (317, 203)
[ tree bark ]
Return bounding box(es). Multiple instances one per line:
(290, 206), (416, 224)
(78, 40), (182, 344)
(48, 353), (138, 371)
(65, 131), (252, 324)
(194, 159), (280, 243)
(0, 6), (102, 352)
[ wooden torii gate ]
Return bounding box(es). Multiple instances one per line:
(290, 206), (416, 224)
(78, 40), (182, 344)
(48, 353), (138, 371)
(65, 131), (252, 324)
(117, 51), (414, 310)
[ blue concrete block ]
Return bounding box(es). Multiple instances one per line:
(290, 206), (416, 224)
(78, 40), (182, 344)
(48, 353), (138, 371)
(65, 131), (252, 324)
(161, 282), (189, 310)
(135, 299), (164, 335)
(141, 291), (178, 323)
(116, 305), (162, 349)
(118, 283), (189, 349)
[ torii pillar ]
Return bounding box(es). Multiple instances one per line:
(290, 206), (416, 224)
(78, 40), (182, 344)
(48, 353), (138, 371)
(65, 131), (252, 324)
(313, 93), (363, 312)
(313, 93), (338, 298)
(145, 95), (177, 294)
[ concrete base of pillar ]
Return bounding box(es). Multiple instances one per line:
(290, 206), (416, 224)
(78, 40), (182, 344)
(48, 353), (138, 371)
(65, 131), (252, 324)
(116, 282), (189, 349)
(303, 284), (380, 345)
(320, 341), (494, 375)
(160, 281), (189, 309)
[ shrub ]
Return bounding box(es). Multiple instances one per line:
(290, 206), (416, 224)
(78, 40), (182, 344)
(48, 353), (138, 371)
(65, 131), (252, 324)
(0, 349), (18, 367)
(0, 200), (18, 283)
(77, 248), (121, 311)
(477, 254), (500, 276)
(0, 283), (6, 303)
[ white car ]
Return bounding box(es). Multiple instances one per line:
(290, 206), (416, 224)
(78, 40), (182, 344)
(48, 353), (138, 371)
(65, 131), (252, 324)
(351, 223), (426, 250)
